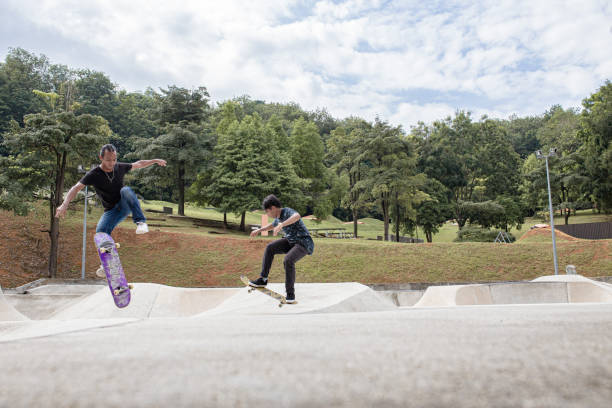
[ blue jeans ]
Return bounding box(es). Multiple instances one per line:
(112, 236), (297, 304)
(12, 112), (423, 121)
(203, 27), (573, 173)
(96, 187), (146, 235)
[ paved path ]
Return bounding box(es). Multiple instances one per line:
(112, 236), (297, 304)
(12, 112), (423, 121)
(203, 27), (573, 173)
(1, 303), (611, 407)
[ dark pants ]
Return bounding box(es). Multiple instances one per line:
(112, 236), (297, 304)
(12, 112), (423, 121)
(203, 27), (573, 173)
(261, 238), (308, 296)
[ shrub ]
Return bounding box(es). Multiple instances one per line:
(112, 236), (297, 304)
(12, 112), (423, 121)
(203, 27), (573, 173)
(454, 226), (516, 242)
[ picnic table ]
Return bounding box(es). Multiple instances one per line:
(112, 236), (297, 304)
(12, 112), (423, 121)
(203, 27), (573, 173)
(309, 228), (354, 239)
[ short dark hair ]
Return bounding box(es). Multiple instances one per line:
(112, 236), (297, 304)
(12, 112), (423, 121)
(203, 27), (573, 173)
(99, 144), (117, 158)
(262, 194), (281, 210)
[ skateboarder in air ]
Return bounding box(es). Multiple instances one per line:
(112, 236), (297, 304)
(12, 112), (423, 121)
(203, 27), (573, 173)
(55, 144), (167, 277)
(249, 194), (314, 304)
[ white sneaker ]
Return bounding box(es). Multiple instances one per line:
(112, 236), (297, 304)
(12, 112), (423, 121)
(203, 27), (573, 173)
(136, 222), (149, 234)
(95, 265), (106, 278)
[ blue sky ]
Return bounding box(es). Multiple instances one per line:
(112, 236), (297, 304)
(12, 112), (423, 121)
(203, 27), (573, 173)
(1, 0), (611, 128)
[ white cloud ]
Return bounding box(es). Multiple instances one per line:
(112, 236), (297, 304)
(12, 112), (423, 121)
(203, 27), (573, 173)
(2, 0), (610, 128)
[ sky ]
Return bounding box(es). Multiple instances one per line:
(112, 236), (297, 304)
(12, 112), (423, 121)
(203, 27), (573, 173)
(1, 0), (611, 128)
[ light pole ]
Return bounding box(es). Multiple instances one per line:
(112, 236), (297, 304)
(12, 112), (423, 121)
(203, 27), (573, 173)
(535, 148), (559, 275)
(77, 165), (91, 280)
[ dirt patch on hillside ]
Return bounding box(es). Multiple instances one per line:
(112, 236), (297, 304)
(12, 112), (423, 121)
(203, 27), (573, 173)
(518, 226), (580, 242)
(0, 210), (268, 288)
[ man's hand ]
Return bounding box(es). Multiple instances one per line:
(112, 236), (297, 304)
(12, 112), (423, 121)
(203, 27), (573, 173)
(55, 205), (68, 219)
(273, 223), (283, 235)
(155, 159), (167, 167)
(250, 229), (261, 238)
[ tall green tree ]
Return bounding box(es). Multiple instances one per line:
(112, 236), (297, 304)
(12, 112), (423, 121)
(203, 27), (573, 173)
(418, 111), (482, 229)
(326, 124), (370, 237)
(361, 118), (417, 241)
(478, 119), (522, 199)
(203, 114), (302, 230)
(0, 83), (110, 277)
(132, 86), (212, 215)
(290, 117), (333, 218)
(537, 106), (587, 223)
(578, 81), (612, 212)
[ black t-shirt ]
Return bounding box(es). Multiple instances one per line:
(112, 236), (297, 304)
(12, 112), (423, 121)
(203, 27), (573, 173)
(79, 163), (132, 211)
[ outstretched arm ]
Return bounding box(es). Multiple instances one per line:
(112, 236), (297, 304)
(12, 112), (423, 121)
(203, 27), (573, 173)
(250, 223), (275, 237)
(273, 213), (301, 235)
(132, 159), (167, 169)
(55, 182), (86, 218)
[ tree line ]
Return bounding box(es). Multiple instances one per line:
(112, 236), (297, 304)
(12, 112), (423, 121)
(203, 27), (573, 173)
(0, 48), (610, 276)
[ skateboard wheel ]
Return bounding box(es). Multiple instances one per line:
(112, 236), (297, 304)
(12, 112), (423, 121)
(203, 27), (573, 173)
(113, 289), (120, 296)
(100, 248), (109, 253)
(128, 284), (133, 290)
(115, 243), (120, 249)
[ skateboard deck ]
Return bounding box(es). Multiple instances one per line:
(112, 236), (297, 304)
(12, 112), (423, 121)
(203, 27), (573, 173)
(94, 232), (131, 308)
(240, 275), (297, 308)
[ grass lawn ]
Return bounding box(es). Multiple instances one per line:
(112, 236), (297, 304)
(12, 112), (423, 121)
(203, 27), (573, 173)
(1, 200), (610, 289)
(140, 200), (612, 242)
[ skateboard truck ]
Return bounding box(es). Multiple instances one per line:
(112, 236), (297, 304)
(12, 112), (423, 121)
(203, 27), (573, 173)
(113, 284), (134, 296)
(99, 242), (120, 253)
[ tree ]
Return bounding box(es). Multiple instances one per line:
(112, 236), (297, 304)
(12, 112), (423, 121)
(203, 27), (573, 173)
(132, 86), (212, 215)
(578, 81), (612, 212)
(537, 106), (588, 223)
(361, 118), (417, 241)
(495, 196), (524, 232)
(203, 114), (302, 231)
(326, 123), (370, 237)
(459, 200), (506, 229)
(412, 178), (451, 242)
(290, 117), (332, 218)
(478, 119), (522, 199)
(504, 114), (543, 159)
(417, 111), (482, 229)
(0, 83), (110, 278)
(0, 48), (55, 132)
(267, 114), (290, 152)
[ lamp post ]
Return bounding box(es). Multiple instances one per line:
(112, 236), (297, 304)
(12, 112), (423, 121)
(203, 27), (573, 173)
(535, 148), (559, 275)
(77, 165), (90, 280)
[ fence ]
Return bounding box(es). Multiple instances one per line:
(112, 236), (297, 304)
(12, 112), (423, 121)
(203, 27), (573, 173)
(556, 221), (612, 240)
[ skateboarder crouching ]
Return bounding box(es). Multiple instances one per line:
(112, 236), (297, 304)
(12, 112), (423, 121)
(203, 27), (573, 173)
(249, 194), (314, 303)
(55, 144), (166, 277)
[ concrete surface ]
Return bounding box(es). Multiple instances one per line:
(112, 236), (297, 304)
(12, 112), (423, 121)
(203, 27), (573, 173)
(378, 289), (426, 306)
(4, 284), (102, 319)
(2, 276), (612, 407)
(1, 303), (611, 407)
(0, 285), (29, 321)
(414, 275), (612, 307)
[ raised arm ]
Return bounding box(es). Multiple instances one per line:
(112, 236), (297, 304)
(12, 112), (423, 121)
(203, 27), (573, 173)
(55, 182), (86, 218)
(131, 159), (167, 170)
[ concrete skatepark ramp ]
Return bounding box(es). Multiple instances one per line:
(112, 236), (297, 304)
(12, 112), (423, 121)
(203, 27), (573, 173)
(0, 285), (29, 321)
(0, 282), (395, 342)
(195, 282), (396, 316)
(2, 275), (611, 342)
(414, 275), (612, 307)
(6, 282), (395, 321)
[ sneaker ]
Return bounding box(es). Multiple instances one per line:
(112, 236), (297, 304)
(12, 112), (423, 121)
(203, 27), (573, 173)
(249, 277), (268, 287)
(95, 265), (106, 278)
(286, 293), (297, 304)
(136, 222), (149, 234)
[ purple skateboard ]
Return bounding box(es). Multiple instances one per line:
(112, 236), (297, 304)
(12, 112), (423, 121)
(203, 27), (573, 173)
(94, 232), (131, 308)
